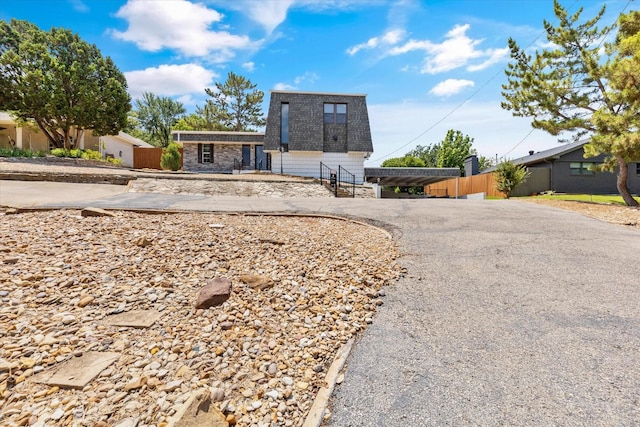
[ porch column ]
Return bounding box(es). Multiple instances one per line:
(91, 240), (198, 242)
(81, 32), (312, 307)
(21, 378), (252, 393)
(15, 126), (23, 149)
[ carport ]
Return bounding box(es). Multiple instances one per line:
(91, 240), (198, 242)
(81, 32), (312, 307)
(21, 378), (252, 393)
(364, 167), (460, 198)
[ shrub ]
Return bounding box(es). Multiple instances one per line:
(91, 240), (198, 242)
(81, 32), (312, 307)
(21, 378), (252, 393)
(494, 160), (531, 198)
(0, 147), (43, 157)
(50, 148), (67, 157)
(81, 149), (102, 161)
(160, 143), (182, 171)
(50, 148), (82, 158)
(107, 157), (122, 165)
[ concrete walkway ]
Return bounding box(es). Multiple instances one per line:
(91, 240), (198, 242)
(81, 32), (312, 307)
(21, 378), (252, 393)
(2, 181), (639, 425)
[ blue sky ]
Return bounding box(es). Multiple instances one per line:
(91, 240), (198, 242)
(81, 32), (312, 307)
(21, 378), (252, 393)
(0, 0), (631, 165)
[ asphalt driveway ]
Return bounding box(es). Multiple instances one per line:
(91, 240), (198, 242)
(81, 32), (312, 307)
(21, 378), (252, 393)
(2, 180), (639, 425)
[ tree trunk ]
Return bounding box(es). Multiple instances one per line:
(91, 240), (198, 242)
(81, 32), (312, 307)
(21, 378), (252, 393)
(616, 156), (639, 206)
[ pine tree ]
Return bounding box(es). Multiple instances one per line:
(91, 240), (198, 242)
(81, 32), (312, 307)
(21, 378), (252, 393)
(501, 2), (639, 206)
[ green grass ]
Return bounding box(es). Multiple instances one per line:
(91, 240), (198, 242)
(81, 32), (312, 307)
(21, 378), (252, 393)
(520, 193), (640, 205)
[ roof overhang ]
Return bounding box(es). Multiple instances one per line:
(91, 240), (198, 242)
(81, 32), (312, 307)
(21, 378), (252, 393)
(364, 167), (460, 186)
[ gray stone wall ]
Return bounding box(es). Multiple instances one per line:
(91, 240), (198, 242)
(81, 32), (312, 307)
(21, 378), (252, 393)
(182, 144), (244, 172)
(264, 91), (373, 153)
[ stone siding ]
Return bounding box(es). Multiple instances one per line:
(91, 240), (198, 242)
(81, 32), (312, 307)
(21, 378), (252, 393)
(183, 143), (244, 172)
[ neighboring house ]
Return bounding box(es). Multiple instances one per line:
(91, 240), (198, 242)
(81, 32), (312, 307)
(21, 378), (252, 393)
(98, 132), (154, 168)
(172, 131), (267, 173)
(0, 111), (152, 168)
(482, 140), (640, 194)
(173, 91), (374, 183)
(264, 91), (373, 183)
(0, 111), (57, 152)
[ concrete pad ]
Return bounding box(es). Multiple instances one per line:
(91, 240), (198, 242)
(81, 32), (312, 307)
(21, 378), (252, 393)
(0, 180), (125, 207)
(32, 352), (120, 389)
(105, 310), (161, 328)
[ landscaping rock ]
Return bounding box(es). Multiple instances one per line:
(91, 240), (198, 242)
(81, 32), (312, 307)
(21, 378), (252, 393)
(195, 278), (232, 309)
(81, 207), (115, 217)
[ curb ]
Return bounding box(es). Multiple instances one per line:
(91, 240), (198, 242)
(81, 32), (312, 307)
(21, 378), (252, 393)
(302, 338), (354, 427)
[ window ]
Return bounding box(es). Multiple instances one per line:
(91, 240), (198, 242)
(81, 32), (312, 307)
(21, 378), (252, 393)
(569, 162), (595, 175)
(198, 144), (213, 163)
(636, 163), (640, 175)
(323, 103), (347, 124)
(281, 103), (289, 144)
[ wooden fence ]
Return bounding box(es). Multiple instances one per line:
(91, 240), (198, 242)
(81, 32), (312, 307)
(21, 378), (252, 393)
(133, 147), (183, 170)
(425, 168), (550, 198)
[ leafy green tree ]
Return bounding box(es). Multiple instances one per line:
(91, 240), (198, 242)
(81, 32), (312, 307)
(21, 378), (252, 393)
(133, 92), (186, 147)
(0, 19), (130, 149)
(381, 155), (426, 167)
(173, 113), (220, 131)
(407, 144), (439, 167)
(160, 142), (182, 171)
(494, 160), (531, 198)
(436, 129), (476, 175)
(501, 2), (639, 206)
(201, 72), (265, 131)
(478, 156), (496, 172)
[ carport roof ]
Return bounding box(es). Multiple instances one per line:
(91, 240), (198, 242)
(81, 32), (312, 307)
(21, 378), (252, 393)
(364, 167), (460, 186)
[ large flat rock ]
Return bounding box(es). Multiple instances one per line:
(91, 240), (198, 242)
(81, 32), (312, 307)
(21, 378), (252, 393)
(32, 352), (120, 389)
(105, 310), (161, 328)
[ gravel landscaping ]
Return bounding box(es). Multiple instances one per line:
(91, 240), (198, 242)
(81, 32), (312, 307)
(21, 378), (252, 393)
(0, 209), (401, 426)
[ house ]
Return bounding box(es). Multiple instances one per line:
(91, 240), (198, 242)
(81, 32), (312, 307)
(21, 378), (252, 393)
(173, 91), (374, 183)
(475, 140), (640, 195)
(0, 111), (152, 168)
(172, 131), (267, 173)
(263, 91), (373, 184)
(98, 132), (154, 168)
(1, 111), (58, 152)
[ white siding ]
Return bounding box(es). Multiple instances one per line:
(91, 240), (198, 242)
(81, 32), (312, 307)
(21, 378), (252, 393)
(100, 136), (135, 167)
(267, 151), (367, 183)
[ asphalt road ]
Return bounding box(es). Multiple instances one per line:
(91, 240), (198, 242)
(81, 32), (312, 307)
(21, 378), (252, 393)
(2, 180), (639, 426)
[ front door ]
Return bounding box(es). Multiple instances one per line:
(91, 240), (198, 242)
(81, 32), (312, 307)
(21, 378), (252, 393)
(242, 145), (251, 168)
(255, 145), (268, 171)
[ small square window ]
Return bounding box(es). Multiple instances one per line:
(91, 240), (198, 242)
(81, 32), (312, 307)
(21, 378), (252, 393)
(636, 163), (640, 175)
(323, 103), (347, 124)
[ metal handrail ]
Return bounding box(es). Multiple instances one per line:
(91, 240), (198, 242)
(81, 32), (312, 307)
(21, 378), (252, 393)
(338, 165), (356, 198)
(320, 162), (332, 186)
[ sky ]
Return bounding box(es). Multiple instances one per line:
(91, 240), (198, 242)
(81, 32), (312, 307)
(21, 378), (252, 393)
(0, 0), (633, 166)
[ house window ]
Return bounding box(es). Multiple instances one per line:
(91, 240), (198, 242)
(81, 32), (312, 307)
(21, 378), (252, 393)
(323, 103), (347, 124)
(569, 162), (595, 175)
(198, 144), (213, 163)
(636, 163), (640, 175)
(281, 103), (289, 145)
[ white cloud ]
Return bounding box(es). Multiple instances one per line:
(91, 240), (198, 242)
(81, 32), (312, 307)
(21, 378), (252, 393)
(111, 0), (252, 60)
(273, 82), (297, 91)
(241, 0), (295, 34)
(124, 64), (217, 99)
(366, 101), (559, 166)
(69, 0), (89, 13)
(214, 0), (371, 35)
(466, 47), (509, 72)
(389, 24), (507, 74)
(347, 29), (406, 56)
(294, 72), (319, 85)
(242, 61), (255, 72)
(272, 72), (319, 91)
(430, 79), (475, 97)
